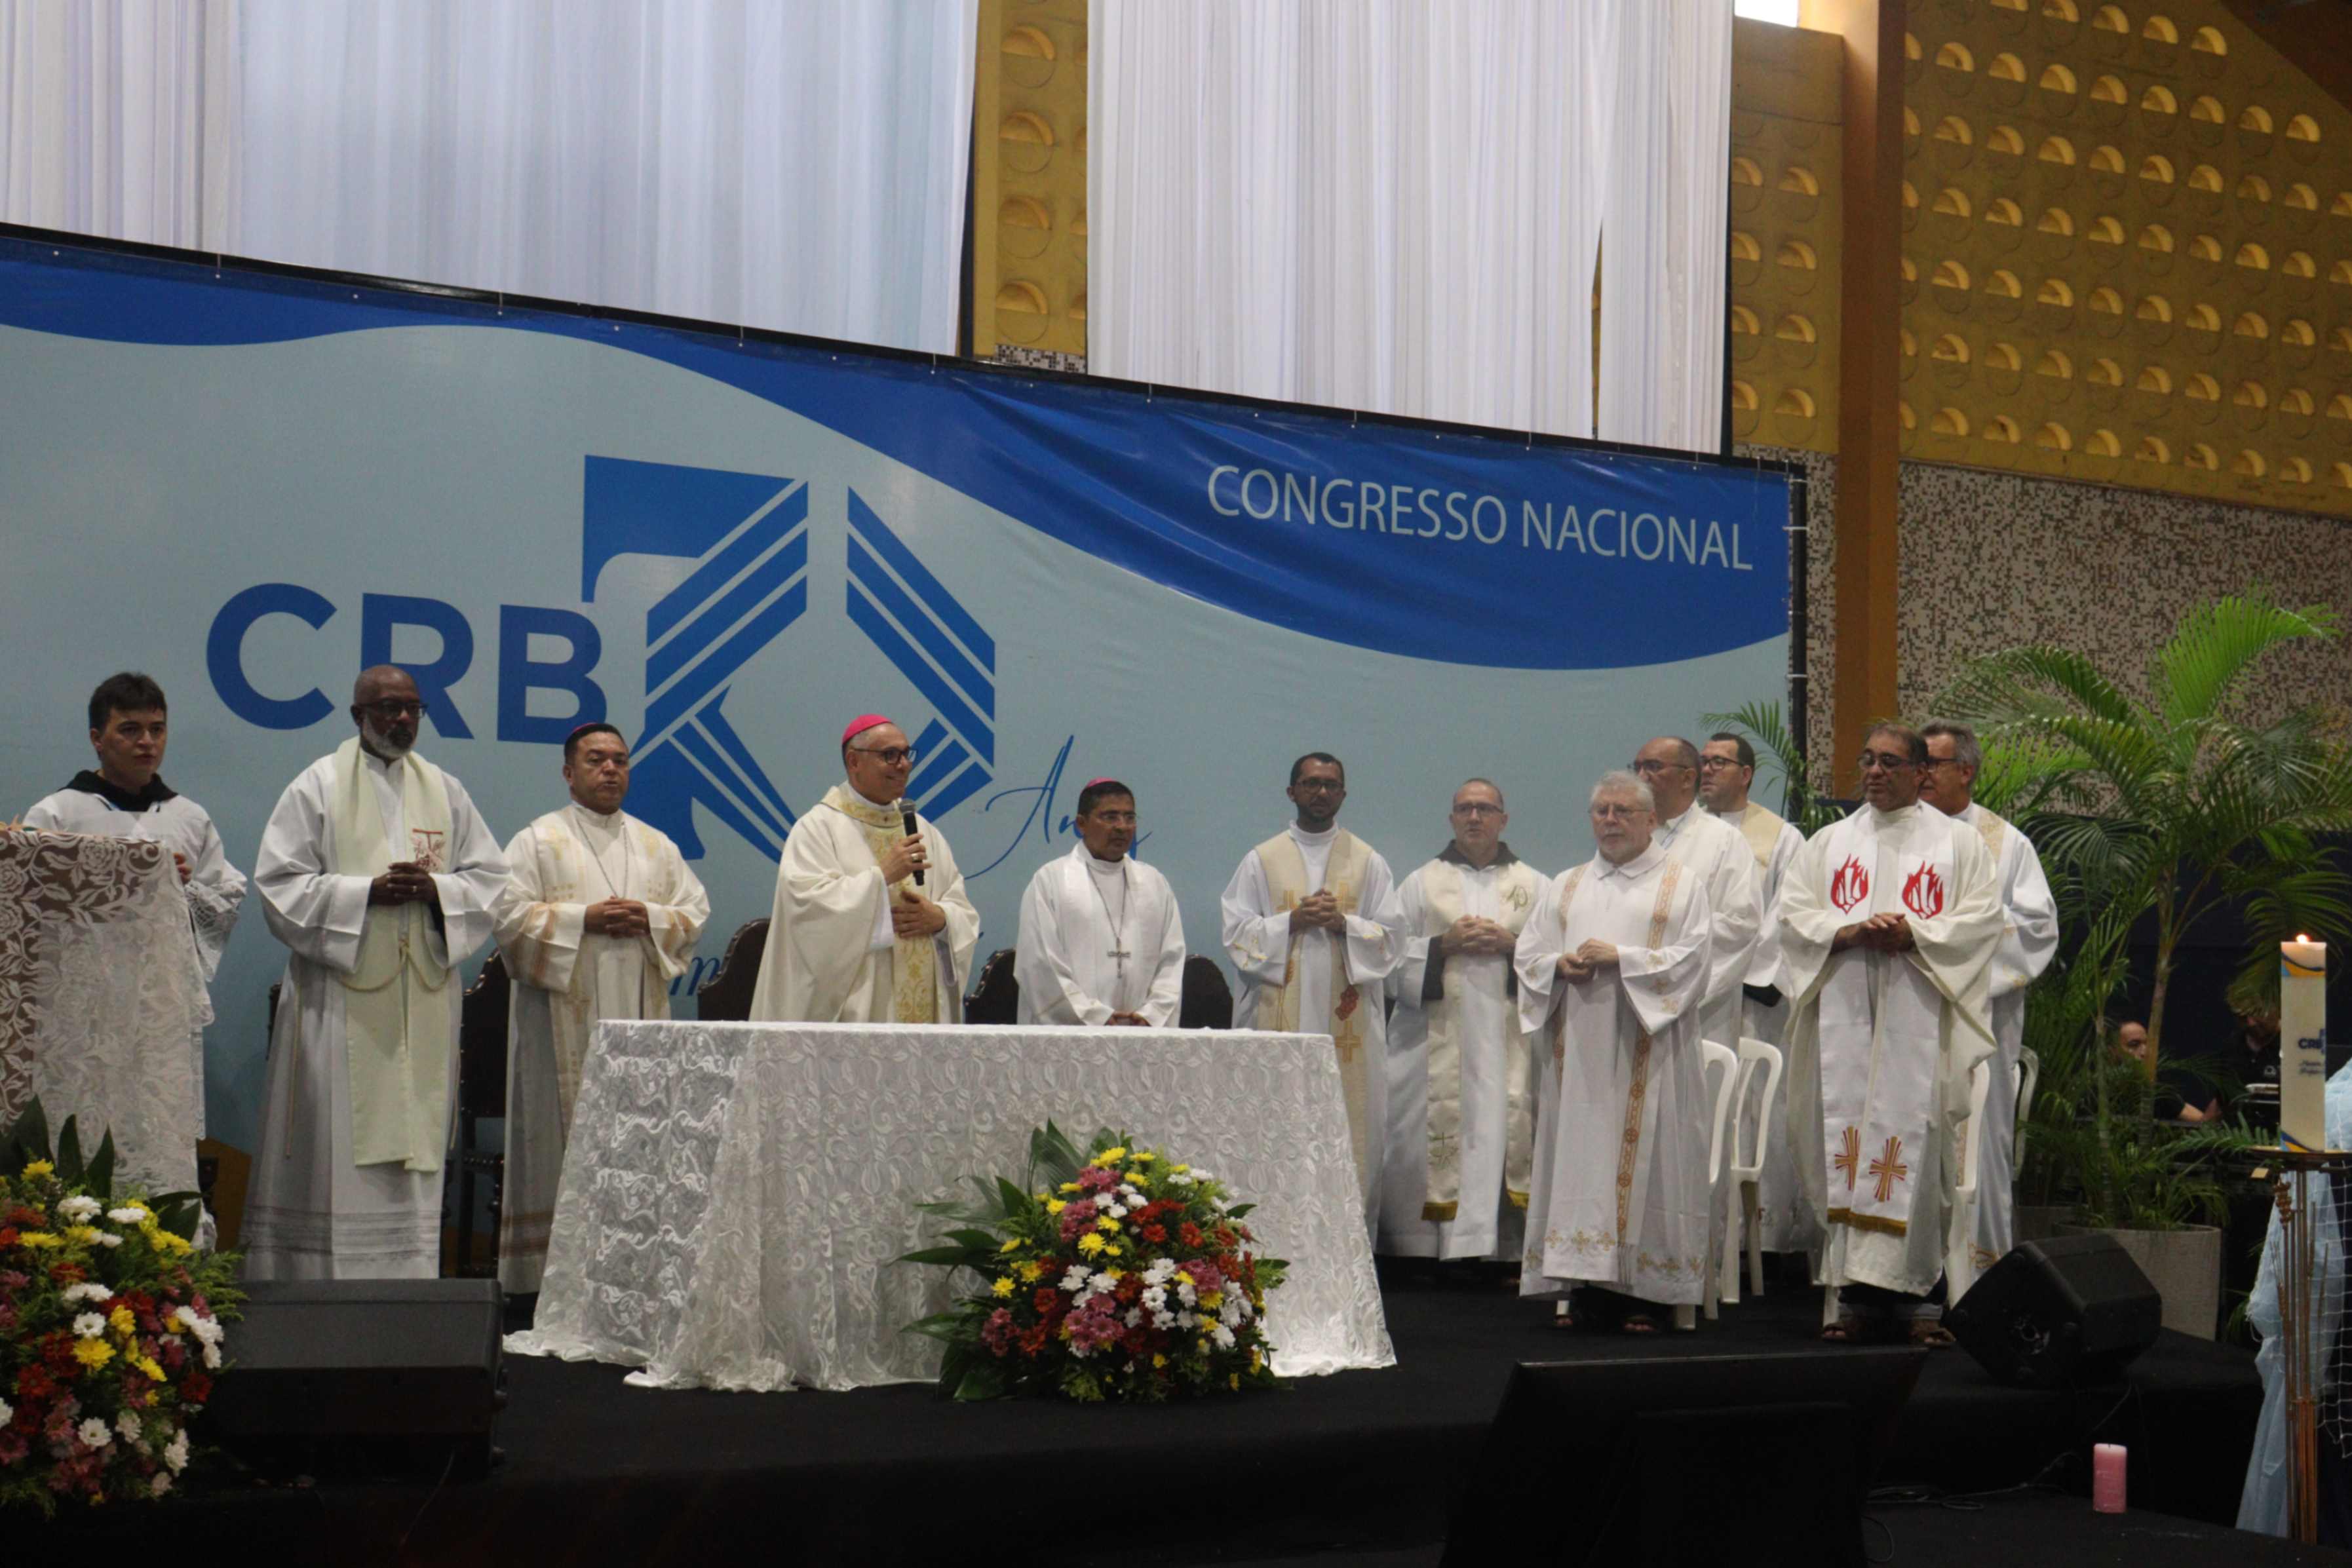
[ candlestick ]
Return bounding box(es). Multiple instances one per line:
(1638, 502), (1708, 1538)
(2281, 938), (2328, 1152)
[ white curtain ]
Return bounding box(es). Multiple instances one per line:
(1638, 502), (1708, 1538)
(1, 0), (237, 248)
(1089, 0), (1733, 453)
(1, 0), (976, 354)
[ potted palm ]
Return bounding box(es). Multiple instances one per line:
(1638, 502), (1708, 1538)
(1940, 589), (2352, 1337)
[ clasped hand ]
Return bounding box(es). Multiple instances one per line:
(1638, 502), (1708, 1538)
(585, 898), (651, 938)
(1834, 912), (1915, 953)
(1556, 938), (1620, 984)
(367, 860), (440, 908)
(1441, 915), (1516, 957)
(1289, 890), (1347, 934)
(891, 886), (947, 938)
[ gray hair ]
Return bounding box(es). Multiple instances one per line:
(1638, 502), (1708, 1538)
(1589, 770), (1655, 812)
(1919, 718), (1982, 771)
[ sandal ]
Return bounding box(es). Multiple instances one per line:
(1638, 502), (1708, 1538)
(1621, 1312), (1661, 1335)
(1908, 1320), (1957, 1349)
(1819, 1318), (1864, 1343)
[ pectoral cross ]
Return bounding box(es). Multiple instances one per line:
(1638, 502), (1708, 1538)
(1107, 943), (1131, 987)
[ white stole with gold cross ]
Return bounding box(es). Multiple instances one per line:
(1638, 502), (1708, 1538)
(1416, 857), (1545, 1221)
(1254, 828), (1379, 1199)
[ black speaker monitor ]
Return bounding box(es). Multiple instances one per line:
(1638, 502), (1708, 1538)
(1442, 1347), (1925, 1568)
(1946, 1233), (2164, 1390)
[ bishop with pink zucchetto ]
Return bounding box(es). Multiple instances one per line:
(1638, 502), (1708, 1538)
(748, 714), (978, 1023)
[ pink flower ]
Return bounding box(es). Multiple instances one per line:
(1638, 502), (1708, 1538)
(0, 1430), (27, 1465)
(1056, 1200), (1098, 1242)
(980, 1308), (1017, 1356)
(1077, 1166), (1117, 1193)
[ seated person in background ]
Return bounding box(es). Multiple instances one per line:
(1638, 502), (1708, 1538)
(2117, 1020), (2212, 1123)
(2238, 1008), (2283, 1090)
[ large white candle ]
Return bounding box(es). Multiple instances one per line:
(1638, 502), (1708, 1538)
(2281, 937), (2328, 1151)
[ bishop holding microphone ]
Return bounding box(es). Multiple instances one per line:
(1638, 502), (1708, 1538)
(750, 714), (980, 1023)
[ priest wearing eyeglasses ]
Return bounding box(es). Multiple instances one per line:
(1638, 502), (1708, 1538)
(749, 715), (980, 1024)
(1781, 723), (2003, 1345)
(246, 665), (510, 1280)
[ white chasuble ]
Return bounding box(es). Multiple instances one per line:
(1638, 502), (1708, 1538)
(23, 780), (248, 1137)
(1379, 851), (1546, 1261)
(1714, 800), (1812, 1253)
(749, 784), (979, 1025)
(246, 744), (507, 1280)
(1652, 805), (1764, 1059)
(1221, 824), (1404, 1214)
(492, 807), (709, 1293)
(1513, 844), (1714, 1304)
(1956, 801), (2058, 1272)
(1781, 803), (2002, 1297)
(1014, 846), (1186, 1026)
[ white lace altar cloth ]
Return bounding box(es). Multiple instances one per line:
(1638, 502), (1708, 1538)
(0, 829), (206, 1196)
(505, 1022), (1397, 1392)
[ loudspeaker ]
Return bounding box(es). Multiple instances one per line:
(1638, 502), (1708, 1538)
(204, 1278), (505, 1477)
(1946, 1233), (2163, 1389)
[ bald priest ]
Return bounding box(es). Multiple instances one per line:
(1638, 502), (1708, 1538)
(750, 714), (980, 1023)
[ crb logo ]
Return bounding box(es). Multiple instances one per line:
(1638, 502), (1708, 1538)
(204, 456), (997, 862)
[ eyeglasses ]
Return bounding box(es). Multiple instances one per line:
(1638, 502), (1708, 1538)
(1292, 779), (1345, 794)
(851, 745), (919, 767)
(1697, 757), (1747, 773)
(1917, 757), (1967, 773)
(1452, 802), (1505, 818)
(1590, 803), (1649, 821)
(1628, 759), (1689, 776)
(1856, 750), (1917, 773)
(360, 699), (428, 719)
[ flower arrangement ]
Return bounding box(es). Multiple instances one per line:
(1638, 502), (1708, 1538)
(900, 1122), (1286, 1403)
(1, 1101), (241, 1514)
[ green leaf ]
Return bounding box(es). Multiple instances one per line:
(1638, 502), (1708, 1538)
(6, 1099), (52, 1166)
(944, 1227), (1003, 1253)
(997, 1177), (1032, 1218)
(895, 1245), (986, 1268)
(953, 1363), (1009, 1401)
(55, 1115), (84, 1183)
(86, 1131), (116, 1201)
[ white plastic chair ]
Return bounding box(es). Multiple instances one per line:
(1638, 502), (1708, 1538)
(1686, 1039), (1741, 1329)
(1822, 1058), (1994, 1326)
(1718, 1037), (1785, 1307)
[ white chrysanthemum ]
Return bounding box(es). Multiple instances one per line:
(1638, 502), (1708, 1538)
(201, 1343), (222, 1369)
(1222, 1301), (1245, 1328)
(1058, 1266), (1090, 1292)
(117, 1409), (143, 1442)
(0, 1398), (12, 1427)
(77, 1418), (113, 1449)
(107, 1206), (151, 1225)
(1105, 1204), (1127, 1219)
(1176, 1310), (1197, 1329)
(1123, 1308), (1142, 1328)
(72, 1312), (107, 1339)
(1152, 1310), (1176, 1330)
(164, 1430), (191, 1473)
(1211, 1324), (1237, 1350)
(1144, 1259), (1176, 1284)
(151, 1473), (174, 1498)
(57, 1195), (102, 1223)
(1142, 1286), (1167, 1310)
(62, 1282), (112, 1303)
(1212, 1198), (1232, 1213)
(1189, 1168), (1214, 1183)
(1176, 1283), (1197, 1308)
(95, 1231), (122, 1248)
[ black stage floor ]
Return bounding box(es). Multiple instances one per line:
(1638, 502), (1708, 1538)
(31, 1278), (2270, 1566)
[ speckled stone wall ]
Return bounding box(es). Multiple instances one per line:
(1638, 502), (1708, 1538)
(1745, 440), (2352, 773)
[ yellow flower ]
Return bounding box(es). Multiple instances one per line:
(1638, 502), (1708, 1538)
(135, 1356), (166, 1383)
(1250, 1348), (1264, 1371)
(1100, 1267), (1124, 1284)
(1151, 1354), (1168, 1369)
(1174, 1270), (1193, 1287)
(1096, 1216), (1120, 1233)
(20, 1160), (52, 1179)
(1058, 1181), (1080, 1195)
(1126, 1172), (1151, 1189)
(73, 1338), (115, 1370)
(1133, 1152), (1157, 1164)
(1171, 1163), (1189, 1174)
(66, 1225), (102, 1246)
(16, 1231), (60, 1250)
(1098, 1147), (1128, 1164)
(1229, 1374), (1241, 1391)
(1045, 1198), (1068, 1216)
(1018, 1261), (1043, 1282)
(1076, 1233), (1106, 1256)
(991, 1276), (1016, 1297)
(1201, 1290), (1224, 1310)
(109, 1305), (136, 1337)
(998, 1238), (1022, 1253)
(1105, 1245), (1123, 1257)
(140, 1224), (193, 1257)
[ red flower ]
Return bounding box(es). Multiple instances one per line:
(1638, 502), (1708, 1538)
(1141, 1224), (1166, 1244)
(0, 1228), (17, 1250)
(48, 1261), (83, 1285)
(1179, 1222), (1204, 1248)
(1033, 1288), (1058, 1314)
(4, 1207), (42, 1229)
(40, 1332), (79, 1375)
(16, 1365), (56, 1405)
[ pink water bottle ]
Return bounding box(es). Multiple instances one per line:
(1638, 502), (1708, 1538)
(2092, 1444), (2127, 1513)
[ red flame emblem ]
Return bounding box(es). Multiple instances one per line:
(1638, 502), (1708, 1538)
(1828, 856), (1870, 913)
(1902, 862), (1945, 919)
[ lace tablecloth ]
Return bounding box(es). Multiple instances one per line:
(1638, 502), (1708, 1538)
(505, 1022), (1396, 1392)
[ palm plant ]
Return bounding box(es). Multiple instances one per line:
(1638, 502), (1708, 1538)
(1937, 590), (2352, 1082)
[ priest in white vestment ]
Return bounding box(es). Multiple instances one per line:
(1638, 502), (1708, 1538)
(1699, 731), (1812, 1256)
(246, 667), (508, 1280)
(1636, 736), (1764, 1062)
(1514, 771), (1714, 1328)
(1015, 778), (1185, 1027)
(1221, 752), (1404, 1215)
(1380, 779), (1547, 1263)
(22, 672), (247, 1138)
(750, 715), (980, 1023)
(492, 723), (709, 1294)
(1781, 724), (2003, 1340)
(1921, 719), (2058, 1274)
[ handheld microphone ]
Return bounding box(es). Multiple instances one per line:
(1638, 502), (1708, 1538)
(902, 809), (924, 885)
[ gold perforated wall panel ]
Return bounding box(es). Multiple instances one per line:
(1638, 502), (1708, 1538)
(1731, 19), (1847, 454)
(970, 0), (1089, 363)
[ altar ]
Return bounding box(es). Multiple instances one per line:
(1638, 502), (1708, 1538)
(507, 1021), (1396, 1392)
